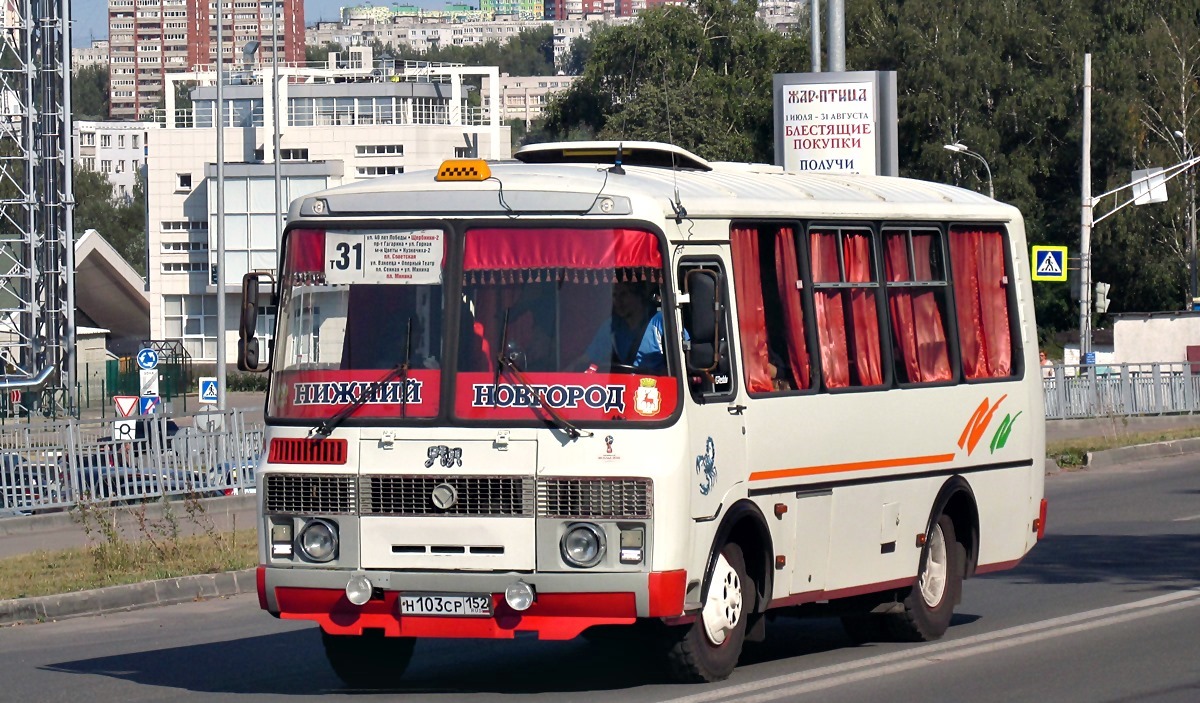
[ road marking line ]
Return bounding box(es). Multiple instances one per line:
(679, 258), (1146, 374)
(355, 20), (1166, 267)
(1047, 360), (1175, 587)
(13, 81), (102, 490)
(661, 588), (1200, 703)
(1172, 514), (1200, 522)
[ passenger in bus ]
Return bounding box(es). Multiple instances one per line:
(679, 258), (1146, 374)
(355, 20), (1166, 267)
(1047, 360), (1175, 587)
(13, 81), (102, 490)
(578, 280), (674, 374)
(506, 284), (557, 371)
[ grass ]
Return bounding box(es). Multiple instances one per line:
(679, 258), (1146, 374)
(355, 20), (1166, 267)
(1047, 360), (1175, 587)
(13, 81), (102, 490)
(0, 530), (256, 600)
(1047, 425), (1200, 468)
(0, 493), (257, 601)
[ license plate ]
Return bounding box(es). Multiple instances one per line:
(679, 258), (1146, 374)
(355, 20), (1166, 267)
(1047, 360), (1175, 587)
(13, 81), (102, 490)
(399, 593), (492, 617)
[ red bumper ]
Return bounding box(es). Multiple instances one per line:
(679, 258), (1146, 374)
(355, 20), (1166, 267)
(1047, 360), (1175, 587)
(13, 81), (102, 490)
(262, 567), (686, 641)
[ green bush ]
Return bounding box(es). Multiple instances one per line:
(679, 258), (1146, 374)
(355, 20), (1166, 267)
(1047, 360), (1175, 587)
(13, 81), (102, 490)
(225, 372), (269, 392)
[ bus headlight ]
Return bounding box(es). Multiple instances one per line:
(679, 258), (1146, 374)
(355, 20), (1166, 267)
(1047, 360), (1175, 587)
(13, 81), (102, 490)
(560, 523), (606, 568)
(298, 519), (338, 562)
(345, 574), (373, 606)
(505, 580), (536, 611)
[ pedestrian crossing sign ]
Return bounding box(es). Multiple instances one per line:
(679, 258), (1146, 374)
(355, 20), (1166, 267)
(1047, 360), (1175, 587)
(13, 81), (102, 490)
(1031, 245), (1068, 281)
(199, 376), (218, 404)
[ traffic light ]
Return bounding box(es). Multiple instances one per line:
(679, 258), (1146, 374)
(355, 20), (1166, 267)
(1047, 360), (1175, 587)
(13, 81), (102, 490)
(1095, 282), (1111, 313)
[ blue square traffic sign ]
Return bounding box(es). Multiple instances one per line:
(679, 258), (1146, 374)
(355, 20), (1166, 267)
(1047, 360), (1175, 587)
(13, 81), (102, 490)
(139, 396), (161, 415)
(199, 377), (218, 405)
(1031, 245), (1068, 281)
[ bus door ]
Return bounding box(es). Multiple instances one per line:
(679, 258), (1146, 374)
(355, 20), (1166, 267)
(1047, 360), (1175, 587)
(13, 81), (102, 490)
(676, 254), (744, 521)
(729, 223), (834, 597)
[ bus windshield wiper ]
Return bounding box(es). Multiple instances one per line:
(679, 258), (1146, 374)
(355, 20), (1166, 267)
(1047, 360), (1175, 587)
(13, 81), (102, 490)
(311, 317), (414, 438)
(492, 307), (510, 401)
(399, 316), (413, 419)
(497, 347), (593, 441)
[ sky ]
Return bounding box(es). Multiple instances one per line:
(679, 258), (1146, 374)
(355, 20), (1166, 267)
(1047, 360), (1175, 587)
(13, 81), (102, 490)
(71, 1), (445, 48)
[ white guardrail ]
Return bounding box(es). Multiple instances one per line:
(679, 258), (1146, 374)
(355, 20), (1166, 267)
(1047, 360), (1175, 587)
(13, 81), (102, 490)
(1043, 362), (1200, 419)
(0, 409), (263, 517)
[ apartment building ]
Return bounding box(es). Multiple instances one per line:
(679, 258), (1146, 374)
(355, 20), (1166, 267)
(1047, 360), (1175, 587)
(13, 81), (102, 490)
(481, 74), (578, 126)
(107, 0), (305, 120)
(146, 51), (509, 363)
(306, 16), (617, 68)
(74, 120), (160, 200)
(72, 40), (110, 72)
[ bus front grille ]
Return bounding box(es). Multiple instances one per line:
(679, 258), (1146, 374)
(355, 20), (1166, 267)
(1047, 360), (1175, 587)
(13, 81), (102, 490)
(537, 477), (653, 519)
(361, 475), (535, 517)
(264, 474), (357, 515)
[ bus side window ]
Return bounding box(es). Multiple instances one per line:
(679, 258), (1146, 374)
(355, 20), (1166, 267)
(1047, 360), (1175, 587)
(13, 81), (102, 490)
(808, 226), (888, 390)
(730, 224), (816, 393)
(678, 260), (735, 401)
(948, 225), (1016, 379)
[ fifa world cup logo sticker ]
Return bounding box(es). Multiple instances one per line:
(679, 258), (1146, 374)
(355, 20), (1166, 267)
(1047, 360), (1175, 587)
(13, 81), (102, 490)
(604, 435), (614, 454)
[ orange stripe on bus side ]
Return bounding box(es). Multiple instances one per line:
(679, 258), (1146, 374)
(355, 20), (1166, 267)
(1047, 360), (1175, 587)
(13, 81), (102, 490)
(748, 453), (957, 482)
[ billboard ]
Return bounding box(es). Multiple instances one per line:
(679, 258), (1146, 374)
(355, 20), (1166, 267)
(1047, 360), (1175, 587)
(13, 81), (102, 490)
(773, 71), (898, 177)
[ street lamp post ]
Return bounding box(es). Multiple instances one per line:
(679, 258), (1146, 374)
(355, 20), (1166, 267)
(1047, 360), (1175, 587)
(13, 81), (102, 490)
(1174, 130), (1198, 310)
(943, 142), (994, 199)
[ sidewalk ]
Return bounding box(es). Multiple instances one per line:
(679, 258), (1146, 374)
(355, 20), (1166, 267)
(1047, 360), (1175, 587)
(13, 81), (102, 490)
(2, 414), (1199, 626)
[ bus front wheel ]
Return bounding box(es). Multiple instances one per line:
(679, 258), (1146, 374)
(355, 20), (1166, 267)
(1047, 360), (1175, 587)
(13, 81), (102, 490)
(665, 542), (753, 683)
(321, 629), (415, 689)
(888, 514), (964, 641)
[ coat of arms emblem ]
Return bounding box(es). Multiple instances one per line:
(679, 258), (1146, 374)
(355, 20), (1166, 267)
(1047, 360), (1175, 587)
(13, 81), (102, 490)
(634, 378), (662, 417)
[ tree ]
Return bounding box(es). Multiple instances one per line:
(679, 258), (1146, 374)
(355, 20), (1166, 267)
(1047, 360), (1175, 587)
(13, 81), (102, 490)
(544, 0), (807, 162)
(561, 35), (593, 76)
(306, 42), (344, 66)
(72, 65), (108, 119)
(72, 167), (147, 274)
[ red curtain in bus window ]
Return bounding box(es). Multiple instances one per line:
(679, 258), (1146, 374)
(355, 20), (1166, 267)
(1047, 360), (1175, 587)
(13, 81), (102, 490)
(886, 234), (951, 382)
(844, 233), (883, 386)
(810, 231), (850, 388)
(774, 227), (811, 390)
(911, 234), (952, 381)
(463, 227), (662, 281)
(285, 229), (325, 275)
(950, 228), (1012, 378)
(731, 227), (774, 393)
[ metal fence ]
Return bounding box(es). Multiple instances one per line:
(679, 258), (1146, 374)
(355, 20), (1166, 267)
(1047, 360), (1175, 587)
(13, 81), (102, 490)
(0, 409), (263, 517)
(1043, 362), (1200, 419)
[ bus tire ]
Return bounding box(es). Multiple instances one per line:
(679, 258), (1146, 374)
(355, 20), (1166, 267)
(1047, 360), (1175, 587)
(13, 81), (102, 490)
(321, 629), (415, 688)
(665, 542), (752, 683)
(887, 514), (963, 642)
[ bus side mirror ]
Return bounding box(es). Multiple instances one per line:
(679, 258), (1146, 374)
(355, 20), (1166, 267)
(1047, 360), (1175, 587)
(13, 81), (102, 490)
(684, 269), (721, 373)
(237, 272), (273, 372)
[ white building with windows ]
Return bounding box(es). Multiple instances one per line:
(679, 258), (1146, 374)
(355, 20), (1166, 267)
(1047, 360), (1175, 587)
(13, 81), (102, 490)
(482, 74), (578, 126)
(147, 50), (509, 364)
(74, 120), (159, 200)
(71, 39), (110, 71)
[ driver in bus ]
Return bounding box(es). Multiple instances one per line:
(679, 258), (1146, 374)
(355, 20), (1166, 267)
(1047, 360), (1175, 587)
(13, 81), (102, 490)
(578, 280), (675, 374)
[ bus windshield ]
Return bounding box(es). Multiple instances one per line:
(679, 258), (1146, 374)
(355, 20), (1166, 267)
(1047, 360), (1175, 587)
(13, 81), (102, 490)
(266, 226), (680, 425)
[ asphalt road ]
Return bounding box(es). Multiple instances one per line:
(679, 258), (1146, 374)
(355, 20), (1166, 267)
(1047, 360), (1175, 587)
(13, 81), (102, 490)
(1, 452), (1198, 703)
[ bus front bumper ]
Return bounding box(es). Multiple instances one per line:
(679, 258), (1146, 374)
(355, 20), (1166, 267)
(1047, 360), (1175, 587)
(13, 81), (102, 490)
(257, 565), (687, 640)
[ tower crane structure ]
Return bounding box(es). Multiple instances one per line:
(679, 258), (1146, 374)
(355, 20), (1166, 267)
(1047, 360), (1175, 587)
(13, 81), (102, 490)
(0, 0), (75, 415)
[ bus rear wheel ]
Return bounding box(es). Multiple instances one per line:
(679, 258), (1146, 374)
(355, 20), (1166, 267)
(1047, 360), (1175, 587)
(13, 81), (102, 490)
(886, 514), (964, 641)
(321, 629), (415, 689)
(665, 542), (752, 683)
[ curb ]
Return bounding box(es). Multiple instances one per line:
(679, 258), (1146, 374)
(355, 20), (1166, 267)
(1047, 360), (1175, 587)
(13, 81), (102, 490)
(1085, 436), (1200, 470)
(0, 568), (257, 626)
(1047, 437), (1200, 474)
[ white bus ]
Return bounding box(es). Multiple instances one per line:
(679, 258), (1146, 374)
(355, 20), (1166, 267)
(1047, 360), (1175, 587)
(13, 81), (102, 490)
(240, 141), (1046, 685)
